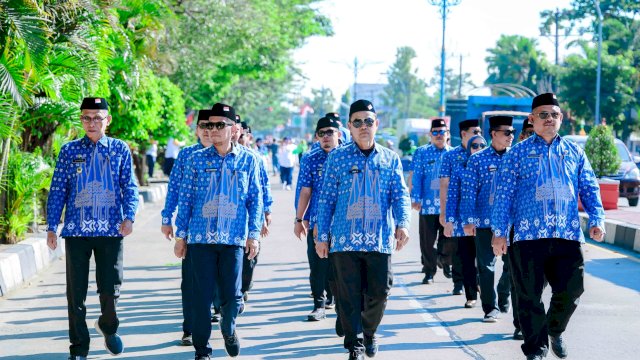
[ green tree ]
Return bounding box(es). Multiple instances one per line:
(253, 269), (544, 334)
(559, 42), (637, 138)
(383, 46), (435, 122)
(485, 35), (551, 92)
(429, 65), (475, 99)
(307, 87), (336, 117)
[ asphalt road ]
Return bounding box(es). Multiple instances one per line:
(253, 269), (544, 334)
(1, 181), (639, 359)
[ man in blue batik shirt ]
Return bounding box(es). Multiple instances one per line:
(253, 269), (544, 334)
(316, 99), (410, 360)
(173, 104), (263, 360)
(160, 110), (215, 346)
(294, 115), (342, 322)
(491, 93), (605, 360)
(410, 118), (452, 284)
(47, 97), (138, 360)
(460, 116), (519, 328)
(440, 119), (482, 300)
(235, 117), (273, 302)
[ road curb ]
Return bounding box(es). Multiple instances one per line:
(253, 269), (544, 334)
(579, 213), (640, 253)
(0, 182), (167, 297)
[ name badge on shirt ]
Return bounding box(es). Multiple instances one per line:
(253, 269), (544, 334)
(527, 154), (541, 158)
(349, 165), (361, 174)
(488, 164), (497, 172)
(204, 168), (218, 173)
(72, 158), (86, 163)
(427, 160), (435, 165)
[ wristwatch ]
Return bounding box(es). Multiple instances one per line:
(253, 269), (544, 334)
(175, 237), (185, 242)
(294, 217), (303, 224)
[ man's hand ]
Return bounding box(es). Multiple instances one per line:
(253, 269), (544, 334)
(47, 231), (58, 250)
(174, 239), (186, 259)
(261, 221), (270, 238)
(294, 220), (308, 241)
(265, 213), (272, 226)
(444, 222), (453, 237)
(439, 213), (446, 227)
(589, 226), (605, 242)
(119, 219), (133, 237)
(492, 236), (508, 256)
(161, 225), (174, 241)
(463, 223), (476, 237)
(411, 202), (422, 211)
(395, 227), (410, 251)
(316, 241), (329, 258)
(246, 239), (260, 260)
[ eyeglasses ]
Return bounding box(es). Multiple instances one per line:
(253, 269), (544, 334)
(80, 115), (106, 124)
(431, 130), (448, 136)
(534, 111), (561, 120)
(471, 129), (481, 135)
(494, 129), (516, 137)
(522, 130), (534, 136)
(317, 129), (336, 137)
(350, 117), (375, 129)
(198, 122), (232, 130)
(470, 143), (487, 150)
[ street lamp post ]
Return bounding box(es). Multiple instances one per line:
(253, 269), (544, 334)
(595, 0), (603, 125)
(429, 0), (461, 118)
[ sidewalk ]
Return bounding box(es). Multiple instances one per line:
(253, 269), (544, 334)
(580, 198), (640, 253)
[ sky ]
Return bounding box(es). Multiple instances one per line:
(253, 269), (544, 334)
(293, 0), (582, 103)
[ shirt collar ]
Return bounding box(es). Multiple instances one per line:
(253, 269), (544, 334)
(206, 142), (240, 157)
(531, 132), (561, 145)
(82, 135), (109, 147)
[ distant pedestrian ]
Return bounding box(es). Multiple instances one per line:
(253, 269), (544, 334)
(164, 137), (185, 176)
(146, 138), (158, 179)
(277, 137), (296, 190)
(46, 97), (139, 360)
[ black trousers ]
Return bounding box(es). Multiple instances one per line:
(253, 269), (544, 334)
(146, 154), (156, 178)
(511, 238), (584, 357)
(181, 249), (194, 334)
(65, 237), (123, 357)
(504, 248), (521, 330)
(456, 236), (478, 300)
(419, 214), (445, 277)
(241, 251), (258, 294)
(475, 228), (499, 314)
(306, 232), (330, 308)
(333, 252), (392, 353)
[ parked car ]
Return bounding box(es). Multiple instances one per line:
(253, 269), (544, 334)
(565, 135), (640, 206)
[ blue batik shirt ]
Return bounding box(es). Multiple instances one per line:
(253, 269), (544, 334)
(175, 143), (263, 245)
(162, 143), (203, 225)
(460, 146), (508, 228)
(491, 134), (605, 243)
(47, 136), (139, 237)
(297, 146), (334, 228)
(240, 144), (273, 216)
(440, 146), (470, 237)
(316, 143), (411, 254)
(295, 150), (312, 222)
(411, 144), (451, 214)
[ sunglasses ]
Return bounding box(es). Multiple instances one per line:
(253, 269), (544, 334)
(431, 130), (448, 136)
(198, 122), (232, 130)
(534, 111), (561, 120)
(350, 117), (375, 129)
(494, 129), (516, 136)
(522, 130), (534, 136)
(470, 143), (487, 150)
(317, 129), (336, 137)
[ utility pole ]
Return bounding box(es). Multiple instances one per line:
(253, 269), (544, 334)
(458, 53), (463, 98)
(595, 0), (603, 125)
(429, 0), (461, 117)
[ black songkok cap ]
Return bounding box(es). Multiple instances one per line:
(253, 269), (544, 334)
(240, 121), (249, 131)
(531, 93), (559, 111)
(80, 97), (108, 110)
(459, 119), (479, 130)
(522, 120), (533, 131)
(431, 118), (447, 129)
(349, 99), (376, 117)
(325, 112), (340, 121)
(197, 109), (213, 121)
(210, 102), (236, 122)
(489, 116), (513, 128)
(316, 116), (340, 132)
